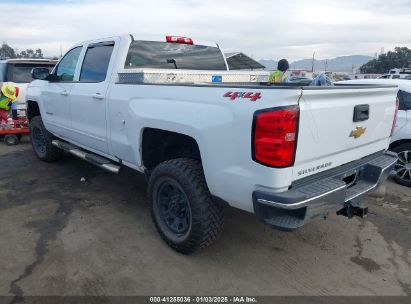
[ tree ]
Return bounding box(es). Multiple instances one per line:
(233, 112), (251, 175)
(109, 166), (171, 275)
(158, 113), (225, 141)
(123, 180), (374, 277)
(0, 42), (45, 59)
(0, 42), (17, 59)
(360, 47), (411, 73)
(35, 48), (43, 58)
(17, 48), (44, 59)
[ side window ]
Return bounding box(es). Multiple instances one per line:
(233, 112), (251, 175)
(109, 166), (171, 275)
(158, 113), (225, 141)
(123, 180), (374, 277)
(55, 47), (82, 81)
(392, 75), (400, 79)
(79, 42), (114, 82)
(399, 90), (411, 110)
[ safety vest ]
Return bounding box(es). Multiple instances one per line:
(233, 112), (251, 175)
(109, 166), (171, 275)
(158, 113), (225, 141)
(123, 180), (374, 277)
(269, 70), (286, 83)
(0, 95), (13, 111)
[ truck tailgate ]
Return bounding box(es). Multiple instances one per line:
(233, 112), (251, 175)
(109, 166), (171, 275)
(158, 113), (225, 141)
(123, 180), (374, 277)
(293, 86), (398, 181)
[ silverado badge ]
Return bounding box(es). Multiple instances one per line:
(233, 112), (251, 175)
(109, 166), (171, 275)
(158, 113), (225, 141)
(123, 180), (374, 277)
(350, 126), (366, 139)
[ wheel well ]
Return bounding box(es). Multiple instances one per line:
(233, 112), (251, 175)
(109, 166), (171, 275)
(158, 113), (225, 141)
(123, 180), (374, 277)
(389, 139), (411, 151)
(27, 100), (40, 121)
(142, 128), (201, 171)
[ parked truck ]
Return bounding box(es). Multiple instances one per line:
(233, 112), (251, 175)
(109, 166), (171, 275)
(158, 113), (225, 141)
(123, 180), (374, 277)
(26, 34), (398, 253)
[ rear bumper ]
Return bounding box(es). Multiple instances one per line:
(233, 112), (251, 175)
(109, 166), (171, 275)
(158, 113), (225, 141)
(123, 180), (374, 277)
(252, 151), (397, 231)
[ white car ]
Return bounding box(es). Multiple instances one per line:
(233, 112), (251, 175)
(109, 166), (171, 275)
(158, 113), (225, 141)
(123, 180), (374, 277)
(26, 34), (398, 253)
(378, 74), (411, 80)
(340, 78), (411, 187)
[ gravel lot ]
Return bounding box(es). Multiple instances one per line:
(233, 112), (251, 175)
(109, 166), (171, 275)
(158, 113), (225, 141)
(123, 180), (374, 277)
(0, 137), (410, 297)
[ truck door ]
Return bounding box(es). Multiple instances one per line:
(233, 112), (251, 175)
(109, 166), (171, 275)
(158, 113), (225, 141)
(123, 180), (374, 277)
(42, 46), (82, 138)
(69, 41), (116, 154)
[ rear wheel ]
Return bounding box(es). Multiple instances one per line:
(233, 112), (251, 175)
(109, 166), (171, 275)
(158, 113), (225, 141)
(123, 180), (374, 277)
(148, 158), (224, 254)
(392, 143), (411, 187)
(29, 116), (63, 162)
(4, 134), (19, 146)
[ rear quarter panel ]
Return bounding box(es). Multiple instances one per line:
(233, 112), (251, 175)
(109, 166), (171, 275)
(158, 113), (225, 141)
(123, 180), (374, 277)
(107, 83), (302, 212)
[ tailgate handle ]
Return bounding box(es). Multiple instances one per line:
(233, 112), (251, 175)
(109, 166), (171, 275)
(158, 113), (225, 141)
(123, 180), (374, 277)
(353, 104), (369, 122)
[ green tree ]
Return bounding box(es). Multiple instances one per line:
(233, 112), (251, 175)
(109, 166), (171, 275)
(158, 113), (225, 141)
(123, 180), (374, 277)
(17, 48), (44, 58)
(0, 42), (17, 59)
(0, 42), (45, 59)
(360, 47), (411, 73)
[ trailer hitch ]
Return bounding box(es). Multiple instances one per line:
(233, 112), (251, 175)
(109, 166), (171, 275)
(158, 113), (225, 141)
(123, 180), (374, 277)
(337, 201), (368, 219)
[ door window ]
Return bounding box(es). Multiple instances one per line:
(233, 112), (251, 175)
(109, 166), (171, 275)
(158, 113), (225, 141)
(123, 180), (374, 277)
(399, 90), (411, 110)
(55, 47), (82, 81)
(80, 42), (114, 82)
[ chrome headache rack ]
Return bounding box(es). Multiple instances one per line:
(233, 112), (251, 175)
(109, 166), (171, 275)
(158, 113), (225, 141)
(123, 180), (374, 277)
(117, 69), (269, 84)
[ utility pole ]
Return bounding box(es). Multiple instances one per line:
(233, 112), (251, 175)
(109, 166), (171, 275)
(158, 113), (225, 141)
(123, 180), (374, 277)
(311, 51), (316, 72)
(60, 44), (63, 58)
(324, 59), (328, 72)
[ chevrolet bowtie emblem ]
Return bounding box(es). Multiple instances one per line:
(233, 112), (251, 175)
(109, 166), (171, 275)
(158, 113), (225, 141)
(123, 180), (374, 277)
(350, 126), (366, 138)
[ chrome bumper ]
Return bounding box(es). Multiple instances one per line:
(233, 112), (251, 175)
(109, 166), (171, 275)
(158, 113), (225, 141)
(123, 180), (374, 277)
(253, 151), (397, 231)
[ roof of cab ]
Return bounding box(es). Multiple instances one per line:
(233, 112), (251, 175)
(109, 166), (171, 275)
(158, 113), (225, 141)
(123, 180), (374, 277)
(129, 34), (219, 48)
(73, 34), (219, 49)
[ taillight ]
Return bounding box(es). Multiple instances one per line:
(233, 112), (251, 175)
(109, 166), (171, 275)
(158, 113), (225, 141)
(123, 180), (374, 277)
(390, 97), (399, 136)
(252, 106), (299, 167)
(166, 36), (193, 45)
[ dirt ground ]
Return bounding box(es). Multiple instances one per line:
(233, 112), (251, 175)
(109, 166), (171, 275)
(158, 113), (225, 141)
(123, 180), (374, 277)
(0, 137), (410, 297)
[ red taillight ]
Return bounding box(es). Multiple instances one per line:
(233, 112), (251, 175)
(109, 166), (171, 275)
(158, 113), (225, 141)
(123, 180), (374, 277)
(166, 36), (193, 45)
(390, 97), (399, 136)
(252, 106), (299, 167)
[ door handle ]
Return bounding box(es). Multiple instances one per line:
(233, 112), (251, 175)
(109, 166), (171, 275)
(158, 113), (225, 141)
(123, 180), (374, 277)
(353, 104), (369, 122)
(92, 93), (105, 100)
(60, 90), (69, 96)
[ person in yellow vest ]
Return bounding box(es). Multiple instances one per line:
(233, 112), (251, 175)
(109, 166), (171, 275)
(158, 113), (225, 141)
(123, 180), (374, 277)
(0, 84), (18, 121)
(269, 59), (289, 83)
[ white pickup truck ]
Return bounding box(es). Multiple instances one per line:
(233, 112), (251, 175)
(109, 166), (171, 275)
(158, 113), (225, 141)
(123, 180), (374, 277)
(27, 34), (398, 253)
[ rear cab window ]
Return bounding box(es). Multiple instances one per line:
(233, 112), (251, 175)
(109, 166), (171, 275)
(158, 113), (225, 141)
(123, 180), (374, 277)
(124, 40), (227, 70)
(8, 63), (55, 83)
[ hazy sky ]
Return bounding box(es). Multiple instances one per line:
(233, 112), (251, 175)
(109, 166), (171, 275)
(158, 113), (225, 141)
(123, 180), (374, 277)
(1, 0), (410, 61)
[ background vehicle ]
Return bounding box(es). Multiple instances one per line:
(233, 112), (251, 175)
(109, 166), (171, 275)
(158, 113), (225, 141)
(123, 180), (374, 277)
(340, 78), (411, 187)
(26, 34), (398, 253)
(378, 68), (411, 80)
(378, 74), (411, 80)
(0, 59), (57, 111)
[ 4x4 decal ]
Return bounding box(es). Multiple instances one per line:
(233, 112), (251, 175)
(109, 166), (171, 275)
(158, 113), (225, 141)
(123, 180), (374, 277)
(223, 92), (261, 102)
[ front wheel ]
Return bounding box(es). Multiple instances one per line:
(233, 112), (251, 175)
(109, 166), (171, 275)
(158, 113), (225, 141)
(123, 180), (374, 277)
(392, 143), (411, 187)
(148, 158), (224, 254)
(29, 116), (63, 162)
